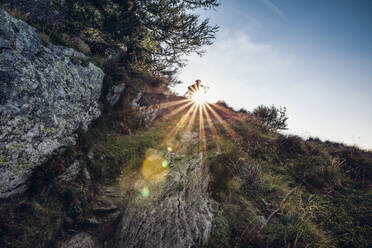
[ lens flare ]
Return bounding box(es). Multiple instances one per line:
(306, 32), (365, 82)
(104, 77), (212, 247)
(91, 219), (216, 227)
(162, 160), (169, 168)
(141, 187), (150, 198)
(141, 150), (169, 183)
(154, 83), (243, 156)
(192, 90), (208, 105)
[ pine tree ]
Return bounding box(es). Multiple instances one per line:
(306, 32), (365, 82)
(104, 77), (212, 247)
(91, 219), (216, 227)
(53, 0), (219, 75)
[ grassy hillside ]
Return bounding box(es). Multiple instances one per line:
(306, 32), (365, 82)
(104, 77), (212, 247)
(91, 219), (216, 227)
(203, 103), (372, 248)
(0, 3), (371, 247)
(1, 91), (371, 248)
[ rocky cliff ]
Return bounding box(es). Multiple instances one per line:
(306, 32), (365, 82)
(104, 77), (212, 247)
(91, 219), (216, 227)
(0, 8), (104, 199)
(112, 148), (215, 248)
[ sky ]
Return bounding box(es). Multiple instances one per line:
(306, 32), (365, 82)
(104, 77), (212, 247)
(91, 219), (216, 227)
(172, 0), (372, 150)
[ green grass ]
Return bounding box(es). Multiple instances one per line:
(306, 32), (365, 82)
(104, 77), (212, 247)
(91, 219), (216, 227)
(210, 210), (231, 248)
(317, 182), (372, 248)
(0, 10), (369, 245)
(205, 116), (371, 248)
(87, 129), (160, 185)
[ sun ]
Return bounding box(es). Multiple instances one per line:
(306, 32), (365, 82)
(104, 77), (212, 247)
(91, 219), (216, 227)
(191, 89), (208, 105)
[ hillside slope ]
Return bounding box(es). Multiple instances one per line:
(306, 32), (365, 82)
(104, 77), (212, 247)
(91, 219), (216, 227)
(1, 88), (371, 247)
(0, 4), (371, 248)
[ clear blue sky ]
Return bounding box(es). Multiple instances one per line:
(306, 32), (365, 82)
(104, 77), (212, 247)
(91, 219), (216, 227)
(172, 0), (372, 150)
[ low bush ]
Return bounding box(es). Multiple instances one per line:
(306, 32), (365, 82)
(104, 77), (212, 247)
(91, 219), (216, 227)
(330, 146), (372, 186)
(288, 155), (342, 192)
(263, 215), (332, 248)
(209, 211), (231, 248)
(0, 196), (64, 248)
(318, 189), (372, 248)
(252, 105), (288, 132)
(262, 191), (334, 248)
(86, 129), (159, 185)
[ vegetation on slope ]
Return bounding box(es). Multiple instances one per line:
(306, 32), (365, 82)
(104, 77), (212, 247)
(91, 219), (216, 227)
(205, 103), (372, 248)
(0, 101), (170, 247)
(1, 99), (371, 248)
(0, 2), (371, 248)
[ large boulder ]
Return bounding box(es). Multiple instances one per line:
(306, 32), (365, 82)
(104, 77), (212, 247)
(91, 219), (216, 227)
(112, 149), (216, 248)
(0, 9), (104, 199)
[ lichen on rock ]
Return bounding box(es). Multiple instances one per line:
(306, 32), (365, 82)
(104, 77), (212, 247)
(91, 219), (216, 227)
(0, 8), (104, 199)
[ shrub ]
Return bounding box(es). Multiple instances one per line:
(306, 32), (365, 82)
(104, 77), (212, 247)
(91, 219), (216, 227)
(230, 159), (261, 187)
(210, 211), (231, 248)
(52, 0), (219, 75)
(318, 191), (372, 248)
(0, 197), (64, 248)
(253, 105), (288, 131)
(215, 100), (232, 110)
(87, 130), (158, 185)
(207, 143), (257, 201)
(263, 215), (332, 248)
(275, 135), (307, 160)
(289, 155), (342, 192)
(207, 153), (235, 201)
(329, 146), (372, 186)
(263, 192), (335, 248)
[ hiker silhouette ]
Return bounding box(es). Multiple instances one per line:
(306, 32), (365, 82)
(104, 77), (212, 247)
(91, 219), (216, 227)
(184, 79), (209, 98)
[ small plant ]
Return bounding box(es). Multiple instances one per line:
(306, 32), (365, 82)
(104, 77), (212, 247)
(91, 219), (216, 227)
(253, 105), (288, 131)
(84, 118), (160, 185)
(210, 210), (231, 248)
(70, 56), (90, 67)
(0, 196), (64, 248)
(175, 184), (184, 192)
(35, 49), (45, 58)
(289, 155), (342, 192)
(318, 190), (372, 248)
(39, 32), (50, 47)
(262, 191), (335, 248)
(230, 159), (261, 187)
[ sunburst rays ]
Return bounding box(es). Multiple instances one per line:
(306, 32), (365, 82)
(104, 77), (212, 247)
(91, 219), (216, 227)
(198, 104), (207, 153)
(156, 99), (190, 111)
(162, 100), (194, 120)
(132, 90), (243, 199)
(202, 104), (221, 153)
(205, 103), (239, 139)
(162, 101), (197, 146)
(157, 90), (241, 153)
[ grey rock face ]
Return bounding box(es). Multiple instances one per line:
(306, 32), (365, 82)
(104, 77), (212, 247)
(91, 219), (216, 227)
(131, 92), (143, 108)
(0, 9), (104, 198)
(106, 83), (125, 106)
(112, 152), (215, 248)
(56, 160), (81, 184)
(59, 232), (102, 248)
